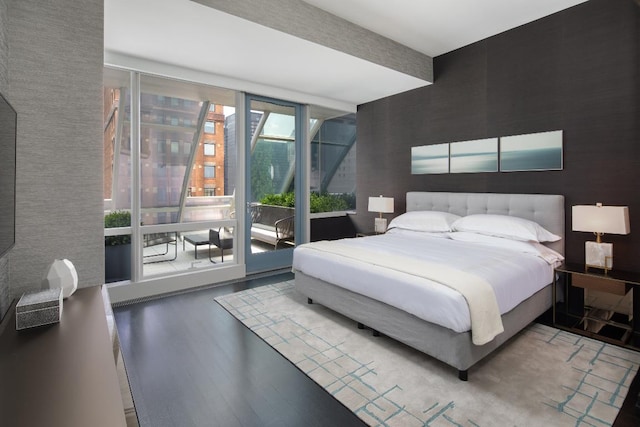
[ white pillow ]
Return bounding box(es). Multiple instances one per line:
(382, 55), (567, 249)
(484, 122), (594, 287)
(386, 228), (451, 239)
(452, 214), (561, 243)
(449, 232), (564, 264)
(388, 211), (461, 233)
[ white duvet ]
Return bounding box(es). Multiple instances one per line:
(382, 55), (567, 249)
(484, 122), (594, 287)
(292, 228), (559, 334)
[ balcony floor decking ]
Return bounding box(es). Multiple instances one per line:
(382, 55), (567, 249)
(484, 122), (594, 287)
(140, 236), (281, 278)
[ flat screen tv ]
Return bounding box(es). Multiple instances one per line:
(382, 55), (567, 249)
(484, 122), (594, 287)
(0, 92), (16, 258)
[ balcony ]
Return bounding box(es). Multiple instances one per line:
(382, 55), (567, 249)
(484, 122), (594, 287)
(105, 229), (282, 283)
(105, 196), (291, 283)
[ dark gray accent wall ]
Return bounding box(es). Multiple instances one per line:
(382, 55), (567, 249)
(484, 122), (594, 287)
(6, 0), (104, 296)
(355, 0), (640, 271)
(193, 0), (433, 82)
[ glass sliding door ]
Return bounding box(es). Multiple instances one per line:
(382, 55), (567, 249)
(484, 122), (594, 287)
(245, 95), (303, 273)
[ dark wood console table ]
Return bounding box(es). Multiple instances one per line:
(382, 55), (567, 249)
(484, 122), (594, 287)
(0, 286), (126, 426)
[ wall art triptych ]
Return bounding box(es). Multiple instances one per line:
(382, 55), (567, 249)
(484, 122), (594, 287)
(411, 130), (563, 175)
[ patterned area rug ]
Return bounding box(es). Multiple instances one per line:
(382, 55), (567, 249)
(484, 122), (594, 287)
(215, 280), (640, 426)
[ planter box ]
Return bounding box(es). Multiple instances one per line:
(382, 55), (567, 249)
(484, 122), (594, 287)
(105, 243), (131, 283)
(310, 213), (356, 241)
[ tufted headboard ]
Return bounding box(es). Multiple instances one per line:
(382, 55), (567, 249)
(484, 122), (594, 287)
(406, 192), (565, 255)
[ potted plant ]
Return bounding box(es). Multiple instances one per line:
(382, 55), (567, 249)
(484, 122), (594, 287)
(104, 210), (131, 283)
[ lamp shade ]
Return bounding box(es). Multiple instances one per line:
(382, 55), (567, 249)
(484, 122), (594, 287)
(572, 205), (630, 235)
(368, 196), (394, 214)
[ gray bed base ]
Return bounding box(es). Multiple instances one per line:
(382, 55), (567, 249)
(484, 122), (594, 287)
(294, 191), (565, 381)
(295, 271), (552, 380)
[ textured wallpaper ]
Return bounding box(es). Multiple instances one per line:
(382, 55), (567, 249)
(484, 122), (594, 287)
(0, 0), (10, 322)
(7, 0), (105, 297)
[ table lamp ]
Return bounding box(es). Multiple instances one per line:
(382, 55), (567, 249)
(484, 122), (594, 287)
(368, 195), (394, 233)
(572, 203), (630, 271)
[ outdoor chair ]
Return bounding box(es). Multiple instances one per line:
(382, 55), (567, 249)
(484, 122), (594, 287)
(209, 228), (233, 263)
(143, 232), (178, 263)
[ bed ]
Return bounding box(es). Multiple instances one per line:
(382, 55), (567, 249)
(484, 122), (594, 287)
(293, 192), (564, 380)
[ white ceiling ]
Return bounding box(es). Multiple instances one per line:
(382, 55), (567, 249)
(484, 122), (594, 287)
(104, 0), (588, 111)
(303, 0), (588, 57)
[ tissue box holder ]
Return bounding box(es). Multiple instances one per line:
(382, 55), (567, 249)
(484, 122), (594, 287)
(16, 288), (63, 330)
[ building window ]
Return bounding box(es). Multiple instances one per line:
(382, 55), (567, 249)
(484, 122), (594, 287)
(209, 104), (216, 112)
(204, 184), (215, 196)
(204, 143), (215, 156)
(204, 163), (215, 178)
(204, 121), (215, 134)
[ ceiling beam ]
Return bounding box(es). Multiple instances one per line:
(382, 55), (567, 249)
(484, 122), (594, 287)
(192, 0), (433, 83)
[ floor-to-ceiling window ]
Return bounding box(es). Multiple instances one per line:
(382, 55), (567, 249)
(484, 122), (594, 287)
(104, 69), (239, 294)
(103, 68), (356, 300)
(309, 112), (356, 213)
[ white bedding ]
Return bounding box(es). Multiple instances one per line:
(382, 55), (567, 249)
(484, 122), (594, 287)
(292, 228), (559, 334)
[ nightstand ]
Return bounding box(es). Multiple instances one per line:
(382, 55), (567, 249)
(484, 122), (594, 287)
(553, 263), (640, 348)
(356, 231), (379, 237)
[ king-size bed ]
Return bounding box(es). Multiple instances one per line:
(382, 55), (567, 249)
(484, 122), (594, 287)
(292, 192), (564, 380)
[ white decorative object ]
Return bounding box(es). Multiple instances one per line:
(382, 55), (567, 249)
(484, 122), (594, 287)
(45, 259), (78, 298)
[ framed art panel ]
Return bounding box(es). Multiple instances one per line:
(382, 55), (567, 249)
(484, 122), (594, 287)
(411, 143), (449, 174)
(500, 130), (563, 172)
(450, 138), (498, 173)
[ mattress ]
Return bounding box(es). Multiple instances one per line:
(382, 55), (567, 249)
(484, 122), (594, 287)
(292, 228), (558, 333)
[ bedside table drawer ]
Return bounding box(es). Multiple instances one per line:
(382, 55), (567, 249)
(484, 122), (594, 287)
(571, 274), (627, 295)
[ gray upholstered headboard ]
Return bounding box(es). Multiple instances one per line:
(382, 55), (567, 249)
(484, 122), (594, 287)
(406, 192), (565, 255)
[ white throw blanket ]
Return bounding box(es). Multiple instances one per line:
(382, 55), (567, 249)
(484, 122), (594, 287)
(301, 240), (504, 345)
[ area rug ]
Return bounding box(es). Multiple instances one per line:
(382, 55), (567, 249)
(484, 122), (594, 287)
(214, 280), (640, 426)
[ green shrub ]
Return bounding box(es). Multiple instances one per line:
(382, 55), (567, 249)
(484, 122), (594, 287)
(104, 210), (131, 246)
(310, 192), (348, 213)
(260, 192), (295, 207)
(259, 192), (354, 213)
(338, 192), (356, 210)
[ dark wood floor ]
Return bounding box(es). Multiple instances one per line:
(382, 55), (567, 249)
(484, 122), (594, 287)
(113, 272), (366, 427)
(114, 272), (640, 427)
